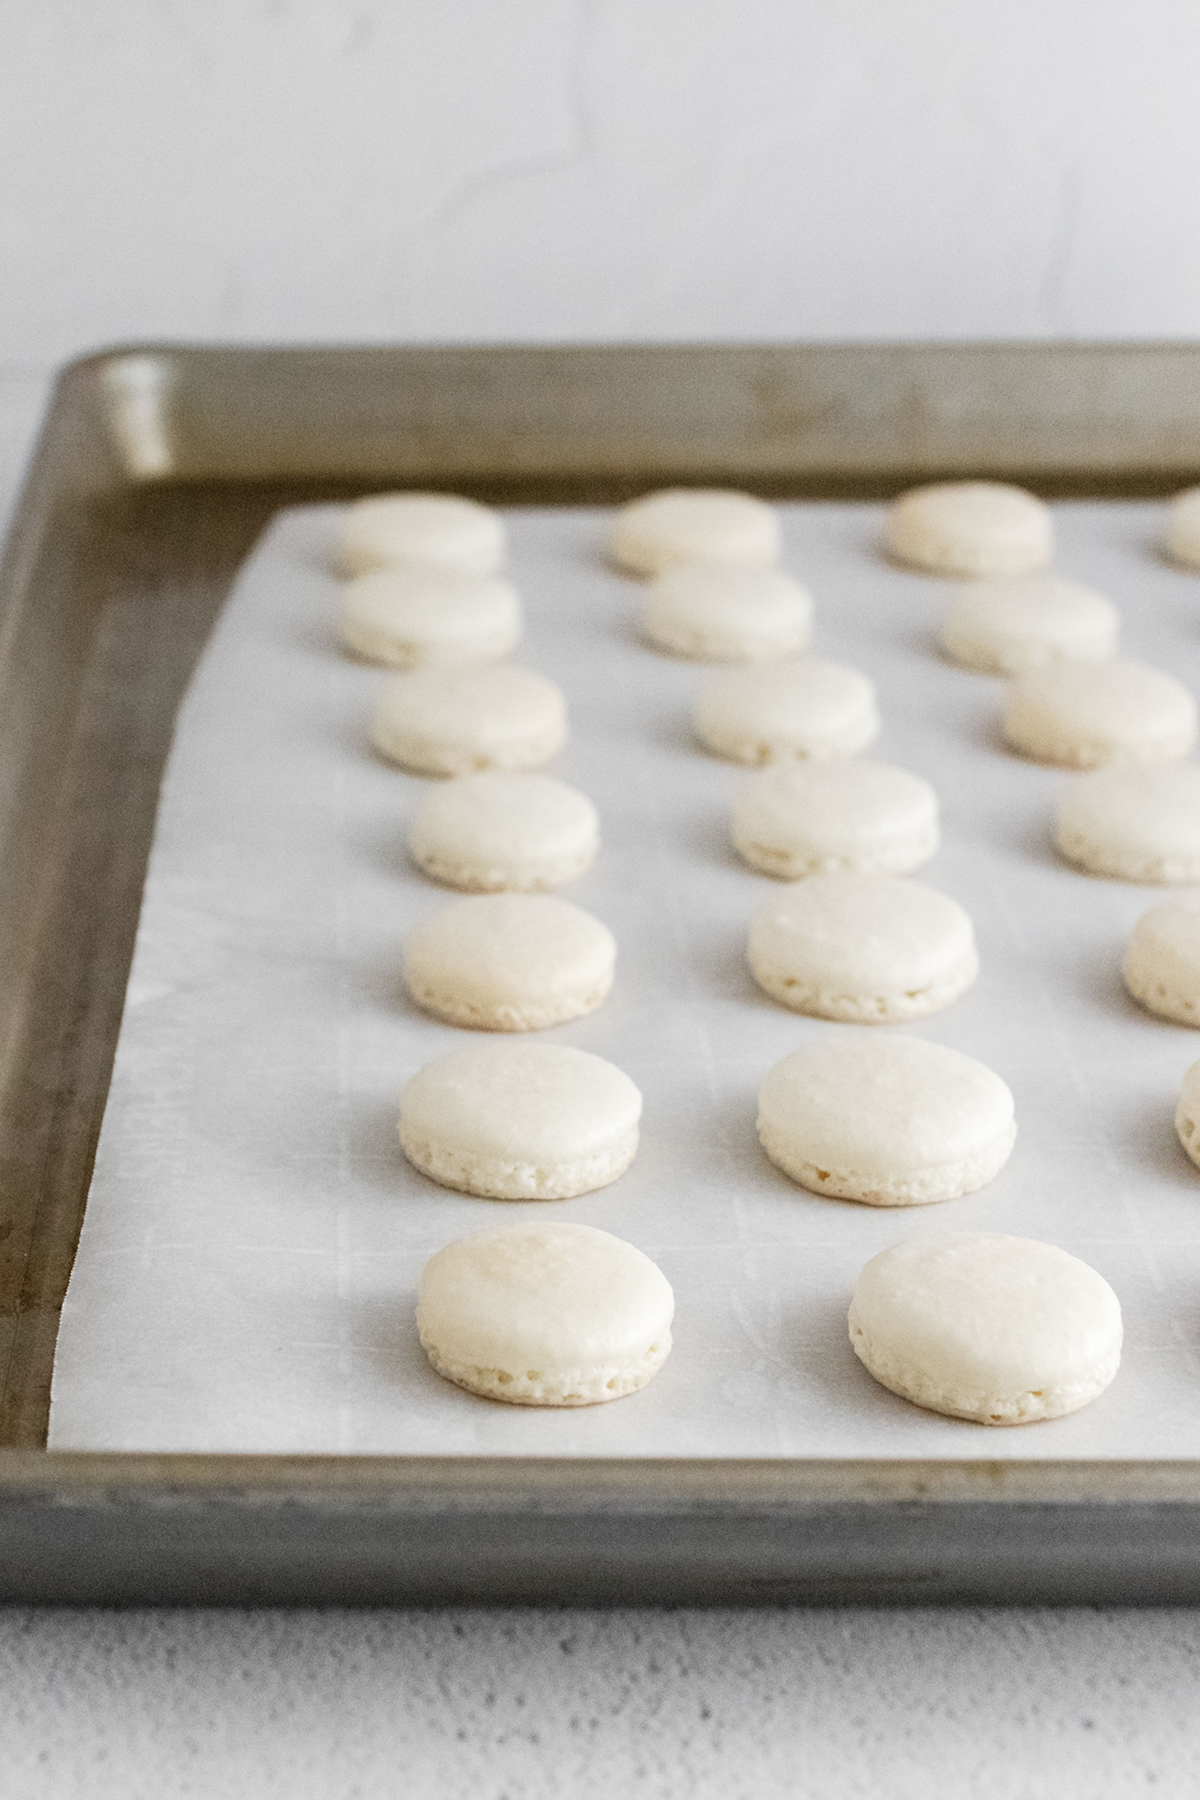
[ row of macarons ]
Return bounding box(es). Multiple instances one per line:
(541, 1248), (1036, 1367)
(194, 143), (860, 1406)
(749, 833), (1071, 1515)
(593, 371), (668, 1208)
(334, 478), (1198, 687)
(407, 1034), (1127, 1429)
(329, 487), (1149, 1427)
(336, 478), (1200, 586)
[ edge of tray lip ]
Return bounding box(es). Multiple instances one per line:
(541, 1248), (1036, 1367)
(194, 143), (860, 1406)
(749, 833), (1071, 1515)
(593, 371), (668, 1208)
(4, 1450), (1200, 1508)
(57, 335), (1200, 364)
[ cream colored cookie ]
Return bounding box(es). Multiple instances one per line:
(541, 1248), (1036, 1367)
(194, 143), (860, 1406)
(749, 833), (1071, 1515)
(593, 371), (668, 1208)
(695, 659), (880, 765)
(1056, 765), (1200, 884)
(732, 758), (938, 880)
(747, 873), (978, 1022)
(612, 488), (781, 576)
(941, 575), (1119, 676)
(642, 565), (813, 662)
(338, 492), (506, 577)
(417, 1221), (674, 1406)
(372, 665), (567, 776)
(1122, 901), (1200, 1025)
(885, 482), (1053, 578)
(1004, 660), (1197, 768)
(758, 1036), (1015, 1205)
(409, 774), (599, 892)
(1165, 487), (1200, 570)
(404, 894), (615, 1031)
(340, 566), (521, 668)
(849, 1233), (1123, 1425)
(1175, 1059), (1200, 1167)
(399, 1043), (641, 1200)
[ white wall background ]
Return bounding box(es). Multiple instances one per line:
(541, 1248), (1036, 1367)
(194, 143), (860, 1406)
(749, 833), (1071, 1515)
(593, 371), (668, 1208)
(3, 0), (1200, 373)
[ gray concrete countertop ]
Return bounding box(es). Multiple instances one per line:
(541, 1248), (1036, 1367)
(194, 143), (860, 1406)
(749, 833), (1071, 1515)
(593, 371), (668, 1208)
(0, 1604), (1198, 1797)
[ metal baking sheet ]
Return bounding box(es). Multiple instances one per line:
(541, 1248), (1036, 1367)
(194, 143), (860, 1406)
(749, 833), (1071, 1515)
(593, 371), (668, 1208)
(3, 343), (1200, 1602)
(45, 494), (1200, 1462)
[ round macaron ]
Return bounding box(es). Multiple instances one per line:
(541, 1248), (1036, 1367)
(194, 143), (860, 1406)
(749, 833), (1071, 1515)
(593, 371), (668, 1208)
(409, 774), (599, 892)
(372, 665), (568, 776)
(338, 492), (506, 577)
(848, 1232), (1123, 1425)
(416, 1221), (674, 1406)
(1165, 487), (1200, 570)
(758, 1036), (1016, 1206)
(1003, 660), (1198, 769)
(884, 482), (1053, 578)
(340, 566), (521, 669)
(940, 575), (1119, 677)
(1175, 1059), (1200, 1168)
(641, 565), (813, 662)
(612, 488), (781, 576)
(732, 758), (938, 880)
(695, 659), (880, 765)
(1056, 764), (1200, 884)
(747, 873), (979, 1023)
(1122, 901), (1200, 1026)
(404, 894), (615, 1031)
(399, 1042), (641, 1200)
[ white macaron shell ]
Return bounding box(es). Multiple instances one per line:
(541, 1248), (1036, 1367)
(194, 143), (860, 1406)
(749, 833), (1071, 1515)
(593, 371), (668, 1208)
(409, 774), (599, 889)
(749, 873), (977, 1002)
(404, 894), (615, 1029)
(695, 658), (879, 763)
(849, 1233), (1122, 1422)
(1004, 659), (1198, 767)
(941, 575), (1119, 676)
(1176, 1059), (1200, 1166)
(372, 664), (568, 774)
(642, 565), (813, 661)
(758, 1037), (1014, 1179)
(417, 1222), (674, 1383)
(1123, 902), (1200, 1021)
(340, 566), (521, 667)
(885, 482), (1053, 578)
(1166, 487), (1200, 569)
(612, 488), (781, 575)
(400, 1043), (641, 1166)
(732, 759), (938, 877)
(1056, 764), (1200, 881)
(338, 492), (506, 577)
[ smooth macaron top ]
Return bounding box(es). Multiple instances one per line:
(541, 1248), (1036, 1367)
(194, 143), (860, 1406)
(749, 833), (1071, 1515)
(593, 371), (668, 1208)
(850, 1232), (1122, 1408)
(400, 1043), (641, 1166)
(941, 575), (1119, 676)
(338, 492), (506, 577)
(1166, 486), (1200, 568)
(372, 664), (568, 768)
(340, 565), (521, 667)
(1124, 901), (1200, 985)
(612, 487), (781, 575)
(1057, 764), (1200, 870)
(417, 1222), (675, 1374)
(409, 774), (599, 883)
(404, 894), (615, 1010)
(642, 564), (813, 661)
(749, 873), (976, 993)
(695, 658), (879, 762)
(885, 481), (1053, 578)
(1004, 659), (1197, 765)
(733, 758), (938, 873)
(758, 1036), (1014, 1178)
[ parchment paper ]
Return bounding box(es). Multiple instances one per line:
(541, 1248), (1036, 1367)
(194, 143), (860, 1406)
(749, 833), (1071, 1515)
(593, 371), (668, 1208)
(48, 501), (1200, 1456)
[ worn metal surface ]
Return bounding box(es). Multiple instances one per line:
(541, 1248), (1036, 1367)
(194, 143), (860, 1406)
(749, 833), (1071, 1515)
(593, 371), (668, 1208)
(1, 341), (1199, 1603)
